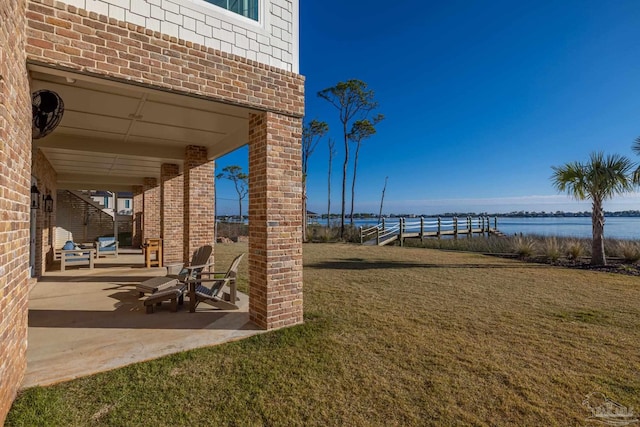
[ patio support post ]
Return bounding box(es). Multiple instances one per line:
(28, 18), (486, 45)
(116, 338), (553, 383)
(142, 178), (161, 243)
(113, 192), (118, 243)
(248, 112), (303, 330)
(184, 146), (215, 264)
(132, 185), (143, 248)
(161, 164), (184, 264)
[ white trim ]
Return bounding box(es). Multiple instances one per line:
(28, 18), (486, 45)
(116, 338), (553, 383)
(180, 0), (263, 28)
(291, 0), (299, 73)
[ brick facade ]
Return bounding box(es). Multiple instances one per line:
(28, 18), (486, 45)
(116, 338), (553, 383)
(248, 112), (303, 329)
(0, 0), (31, 423)
(24, 0), (304, 118)
(161, 163), (183, 264)
(55, 0), (299, 73)
(184, 145), (214, 263)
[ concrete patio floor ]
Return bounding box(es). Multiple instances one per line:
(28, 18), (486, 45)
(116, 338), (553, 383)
(23, 250), (262, 389)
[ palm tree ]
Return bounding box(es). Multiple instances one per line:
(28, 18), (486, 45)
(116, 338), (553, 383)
(551, 152), (635, 265)
(631, 136), (640, 183)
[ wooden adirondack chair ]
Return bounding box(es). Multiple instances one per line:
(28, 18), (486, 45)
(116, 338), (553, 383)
(166, 245), (213, 284)
(186, 253), (244, 312)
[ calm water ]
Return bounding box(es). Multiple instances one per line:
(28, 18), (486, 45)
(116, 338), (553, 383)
(496, 217), (640, 240)
(347, 217), (640, 240)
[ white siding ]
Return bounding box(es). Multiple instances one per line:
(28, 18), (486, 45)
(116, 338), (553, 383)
(64, 0), (299, 72)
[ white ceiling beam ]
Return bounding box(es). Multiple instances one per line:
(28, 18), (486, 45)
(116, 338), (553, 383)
(57, 183), (137, 192)
(57, 173), (146, 189)
(35, 134), (186, 161)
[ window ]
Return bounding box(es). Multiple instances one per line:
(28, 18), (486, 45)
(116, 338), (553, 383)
(124, 200), (131, 209)
(205, 0), (259, 21)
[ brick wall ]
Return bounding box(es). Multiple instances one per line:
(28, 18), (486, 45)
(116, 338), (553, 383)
(248, 112), (303, 329)
(0, 0), (31, 423)
(142, 177), (160, 242)
(184, 145), (214, 263)
(132, 185), (143, 247)
(53, 0), (299, 72)
(25, 0), (304, 118)
(161, 163), (183, 264)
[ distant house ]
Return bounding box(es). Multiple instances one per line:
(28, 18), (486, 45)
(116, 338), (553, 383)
(53, 190), (134, 248)
(1, 0), (304, 421)
(306, 210), (320, 224)
(89, 191), (134, 216)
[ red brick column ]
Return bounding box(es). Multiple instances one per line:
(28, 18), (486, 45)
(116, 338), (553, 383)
(248, 112), (303, 330)
(0, 0), (31, 423)
(142, 177), (160, 242)
(161, 164), (183, 264)
(184, 146), (215, 264)
(132, 185), (143, 248)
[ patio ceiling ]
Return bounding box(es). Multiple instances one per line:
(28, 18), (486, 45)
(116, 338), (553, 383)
(29, 64), (255, 191)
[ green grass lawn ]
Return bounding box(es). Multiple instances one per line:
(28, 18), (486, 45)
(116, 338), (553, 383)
(7, 243), (640, 426)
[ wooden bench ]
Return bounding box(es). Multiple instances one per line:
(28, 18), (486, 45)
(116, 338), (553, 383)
(143, 285), (185, 313)
(55, 243), (95, 261)
(59, 249), (96, 271)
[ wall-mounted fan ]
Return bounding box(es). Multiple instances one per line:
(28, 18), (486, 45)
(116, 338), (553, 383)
(32, 89), (64, 139)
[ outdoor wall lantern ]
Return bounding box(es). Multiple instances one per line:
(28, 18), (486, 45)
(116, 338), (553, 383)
(44, 194), (54, 213)
(30, 185), (41, 210)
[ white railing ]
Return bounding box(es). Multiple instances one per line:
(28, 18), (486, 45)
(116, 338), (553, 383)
(359, 216), (499, 245)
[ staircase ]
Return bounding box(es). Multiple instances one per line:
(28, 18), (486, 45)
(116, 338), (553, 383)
(68, 190), (115, 218)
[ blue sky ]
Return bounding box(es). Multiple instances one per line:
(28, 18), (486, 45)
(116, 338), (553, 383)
(216, 0), (640, 215)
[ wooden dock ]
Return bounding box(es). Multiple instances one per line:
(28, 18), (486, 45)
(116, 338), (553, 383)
(360, 217), (503, 246)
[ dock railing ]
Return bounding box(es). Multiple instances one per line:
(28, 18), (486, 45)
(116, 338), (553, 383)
(360, 216), (499, 246)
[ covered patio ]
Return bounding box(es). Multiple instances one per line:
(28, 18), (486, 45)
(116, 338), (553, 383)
(29, 58), (303, 331)
(24, 245), (262, 388)
(30, 62), (252, 268)
(24, 18), (304, 386)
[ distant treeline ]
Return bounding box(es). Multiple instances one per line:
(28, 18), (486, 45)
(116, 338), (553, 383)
(311, 210), (640, 219)
(493, 210), (640, 218)
(461, 210), (640, 218)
